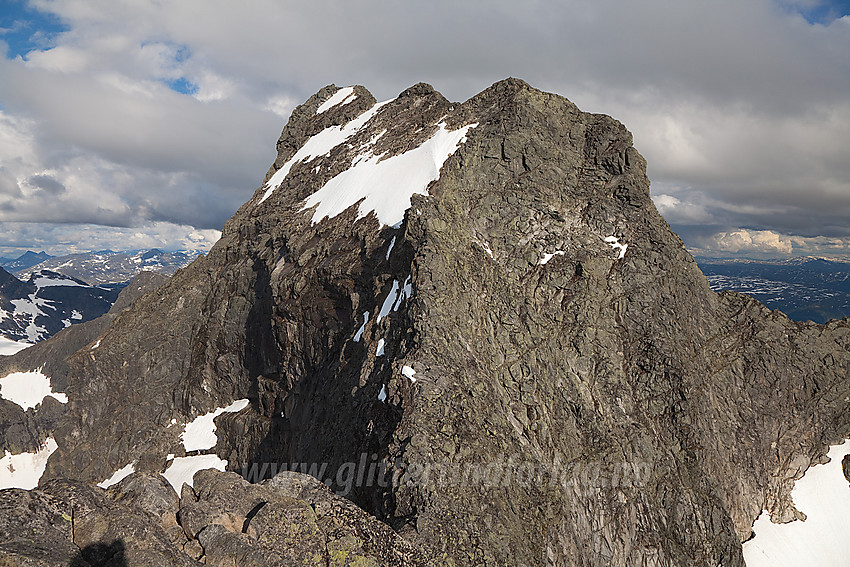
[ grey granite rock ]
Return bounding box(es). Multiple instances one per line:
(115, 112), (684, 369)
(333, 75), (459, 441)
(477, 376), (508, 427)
(4, 79), (846, 565)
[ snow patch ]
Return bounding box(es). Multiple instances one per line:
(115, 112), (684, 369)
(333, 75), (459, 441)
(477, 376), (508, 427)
(98, 462), (136, 489)
(316, 86), (357, 114)
(10, 294), (52, 342)
(0, 368), (68, 410)
(378, 384), (387, 402)
(743, 439), (850, 567)
(376, 338), (385, 357)
(386, 236), (396, 261)
(377, 281), (400, 323)
(0, 336), (32, 356)
(259, 100), (392, 204)
(402, 365), (417, 382)
(353, 311), (369, 342)
(604, 236), (628, 259)
(32, 275), (86, 288)
(539, 250), (565, 265)
(161, 454), (227, 494)
(302, 121), (478, 227)
(480, 242), (494, 259)
(395, 275), (413, 310)
(91, 339), (101, 350)
(0, 437), (58, 490)
(180, 399), (249, 452)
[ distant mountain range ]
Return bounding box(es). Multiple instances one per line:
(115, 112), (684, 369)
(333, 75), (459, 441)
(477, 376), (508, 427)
(0, 251), (52, 272)
(696, 256), (850, 323)
(0, 267), (121, 344)
(0, 249), (197, 346)
(3, 248), (196, 285)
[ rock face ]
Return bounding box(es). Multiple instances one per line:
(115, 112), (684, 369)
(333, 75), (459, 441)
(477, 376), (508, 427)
(3, 79), (849, 566)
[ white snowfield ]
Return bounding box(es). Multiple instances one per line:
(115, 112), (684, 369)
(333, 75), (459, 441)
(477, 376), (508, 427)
(180, 398), (250, 452)
(316, 86), (357, 114)
(8, 294), (52, 342)
(303, 120), (478, 227)
(0, 336), (31, 356)
(402, 365), (417, 382)
(0, 367), (68, 410)
(159, 398), (250, 493)
(353, 311), (369, 342)
(539, 250), (565, 265)
(32, 274), (87, 288)
(0, 437), (58, 490)
(604, 236), (628, 259)
(258, 99), (393, 205)
(743, 439), (850, 567)
(376, 276), (413, 325)
(161, 454), (227, 493)
(98, 462), (136, 489)
(259, 96), (478, 227)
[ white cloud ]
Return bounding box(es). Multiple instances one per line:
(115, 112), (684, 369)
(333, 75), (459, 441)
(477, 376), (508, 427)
(710, 229), (795, 255)
(0, 0), (847, 257)
(685, 228), (850, 258)
(0, 220), (220, 257)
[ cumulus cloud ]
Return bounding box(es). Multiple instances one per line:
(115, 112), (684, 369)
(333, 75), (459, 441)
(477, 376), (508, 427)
(709, 229), (795, 255)
(0, 0), (847, 256)
(685, 228), (850, 259)
(0, 220), (220, 258)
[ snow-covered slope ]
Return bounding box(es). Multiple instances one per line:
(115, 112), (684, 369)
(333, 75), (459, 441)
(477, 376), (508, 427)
(0, 268), (119, 344)
(743, 440), (850, 566)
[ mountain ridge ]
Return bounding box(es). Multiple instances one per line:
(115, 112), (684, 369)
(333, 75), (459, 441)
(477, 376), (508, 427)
(0, 79), (847, 566)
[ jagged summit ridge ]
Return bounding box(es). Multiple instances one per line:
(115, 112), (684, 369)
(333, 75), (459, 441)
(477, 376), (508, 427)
(0, 79), (847, 566)
(255, 82), (480, 227)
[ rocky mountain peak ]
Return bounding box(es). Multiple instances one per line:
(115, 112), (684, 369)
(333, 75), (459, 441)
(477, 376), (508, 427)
(1, 79), (848, 566)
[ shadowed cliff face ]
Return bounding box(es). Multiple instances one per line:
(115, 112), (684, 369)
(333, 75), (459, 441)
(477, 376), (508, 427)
(24, 79), (850, 566)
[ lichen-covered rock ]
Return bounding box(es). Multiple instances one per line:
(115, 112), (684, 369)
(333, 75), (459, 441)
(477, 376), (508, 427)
(180, 469), (427, 566)
(0, 477), (198, 567)
(0, 469), (424, 566)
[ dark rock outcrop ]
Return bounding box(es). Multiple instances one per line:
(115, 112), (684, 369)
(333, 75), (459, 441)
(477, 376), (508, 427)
(1, 79), (847, 565)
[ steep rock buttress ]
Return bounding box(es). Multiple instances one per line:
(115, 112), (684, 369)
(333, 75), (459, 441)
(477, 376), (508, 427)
(13, 79), (849, 566)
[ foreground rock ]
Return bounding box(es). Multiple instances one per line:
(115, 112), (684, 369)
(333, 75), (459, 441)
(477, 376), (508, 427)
(0, 470), (425, 566)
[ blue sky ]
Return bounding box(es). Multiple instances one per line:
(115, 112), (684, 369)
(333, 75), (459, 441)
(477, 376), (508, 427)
(789, 0), (850, 23)
(0, 0), (67, 59)
(0, 0), (849, 258)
